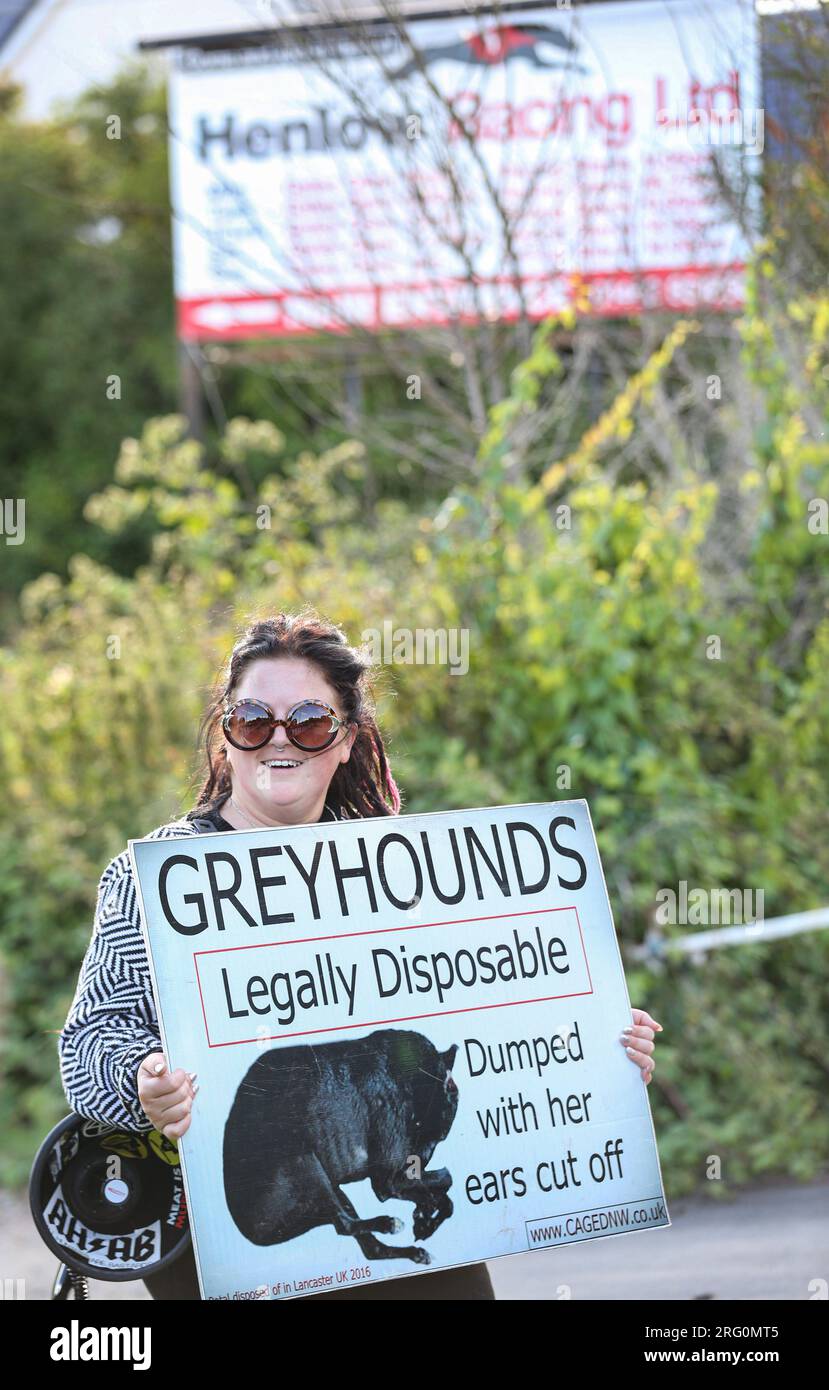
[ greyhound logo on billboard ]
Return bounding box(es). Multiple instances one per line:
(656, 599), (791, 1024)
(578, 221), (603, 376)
(390, 21), (590, 77)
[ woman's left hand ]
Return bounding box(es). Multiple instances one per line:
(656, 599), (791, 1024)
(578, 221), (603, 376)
(621, 1008), (663, 1085)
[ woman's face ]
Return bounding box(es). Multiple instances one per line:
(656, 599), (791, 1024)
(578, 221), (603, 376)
(223, 656), (357, 826)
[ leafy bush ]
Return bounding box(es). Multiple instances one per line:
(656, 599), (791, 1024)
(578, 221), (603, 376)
(1, 259), (827, 1197)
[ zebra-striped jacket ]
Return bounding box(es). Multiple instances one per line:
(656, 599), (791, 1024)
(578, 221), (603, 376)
(58, 817), (214, 1134)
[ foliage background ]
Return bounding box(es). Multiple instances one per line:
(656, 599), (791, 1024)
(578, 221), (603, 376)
(1, 24), (828, 1196)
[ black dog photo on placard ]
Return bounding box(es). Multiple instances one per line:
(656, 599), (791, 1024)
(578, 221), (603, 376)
(222, 1030), (459, 1264)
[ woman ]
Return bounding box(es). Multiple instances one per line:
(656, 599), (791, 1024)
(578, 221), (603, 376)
(59, 611), (662, 1301)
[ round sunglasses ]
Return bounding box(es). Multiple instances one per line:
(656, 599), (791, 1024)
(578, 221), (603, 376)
(222, 698), (349, 753)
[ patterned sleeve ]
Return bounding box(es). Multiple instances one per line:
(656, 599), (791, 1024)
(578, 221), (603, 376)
(58, 821), (199, 1132)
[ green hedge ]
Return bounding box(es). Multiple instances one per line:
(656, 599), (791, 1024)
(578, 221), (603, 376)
(1, 260), (828, 1197)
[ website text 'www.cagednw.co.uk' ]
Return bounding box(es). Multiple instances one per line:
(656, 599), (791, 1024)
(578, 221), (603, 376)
(526, 1196), (667, 1246)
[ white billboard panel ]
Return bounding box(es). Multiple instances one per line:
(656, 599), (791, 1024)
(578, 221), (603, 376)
(168, 0), (760, 338)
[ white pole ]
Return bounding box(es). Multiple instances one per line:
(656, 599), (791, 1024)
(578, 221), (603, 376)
(629, 907), (829, 961)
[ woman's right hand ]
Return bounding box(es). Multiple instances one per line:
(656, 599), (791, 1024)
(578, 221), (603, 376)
(137, 1053), (197, 1139)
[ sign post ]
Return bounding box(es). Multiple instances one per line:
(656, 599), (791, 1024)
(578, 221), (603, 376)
(130, 799), (669, 1300)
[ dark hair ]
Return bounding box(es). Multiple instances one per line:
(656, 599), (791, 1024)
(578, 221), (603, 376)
(186, 610), (401, 822)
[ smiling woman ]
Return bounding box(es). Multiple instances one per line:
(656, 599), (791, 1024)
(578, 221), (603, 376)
(59, 609), (659, 1303)
(187, 616), (399, 835)
(217, 665), (359, 831)
(58, 612), (499, 1300)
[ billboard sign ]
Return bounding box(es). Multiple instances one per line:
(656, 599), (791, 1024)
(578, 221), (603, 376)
(167, 0), (760, 338)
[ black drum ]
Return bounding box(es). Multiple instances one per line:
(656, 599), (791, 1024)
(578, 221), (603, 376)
(29, 1113), (191, 1282)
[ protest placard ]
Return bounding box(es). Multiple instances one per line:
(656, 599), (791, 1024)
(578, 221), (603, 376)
(129, 799), (669, 1299)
